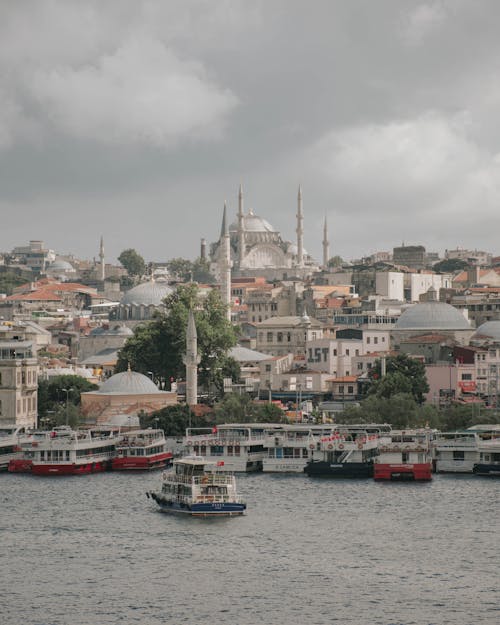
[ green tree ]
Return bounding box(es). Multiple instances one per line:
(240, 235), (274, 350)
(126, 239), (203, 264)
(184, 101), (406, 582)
(368, 354), (429, 403)
(118, 248), (146, 276)
(213, 394), (285, 424)
(340, 393), (419, 428)
(166, 257), (215, 284)
(116, 283), (238, 390)
(37, 375), (98, 427)
(433, 258), (469, 274)
(140, 404), (207, 437)
(328, 255), (344, 268)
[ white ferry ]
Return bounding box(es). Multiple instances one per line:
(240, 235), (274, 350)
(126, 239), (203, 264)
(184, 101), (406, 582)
(374, 429), (433, 481)
(433, 431), (482, 473)
(473, 437), (500, 476)
(262, 424), (337, 472)
(26, 426), (119, 475)
(304, 427), (381, 478)
(112, 429), (172, 471)
(147, 455), (246, 517)
(184, 423), (279, 472)
(0, 425), (31, 471)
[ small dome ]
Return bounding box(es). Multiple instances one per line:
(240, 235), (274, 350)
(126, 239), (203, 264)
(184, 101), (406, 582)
(121, 281), (172, 306)
(106, 324), (134, 336)
(395, 301), (471, 331)
(49, 258), (75, 272)
(98, 370), (161, 394)
(472, 321), (500, 343)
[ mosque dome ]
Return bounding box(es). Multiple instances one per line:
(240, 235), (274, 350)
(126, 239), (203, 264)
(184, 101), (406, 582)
(121, 281), (172, 307)
(229, 209), (277, 234)
(395, 301), (471, 331)
(472, 321), (500, 343)
(48, 258), (75, 272)
(97, 370), (162, 394)
(90, 324), (133, 337)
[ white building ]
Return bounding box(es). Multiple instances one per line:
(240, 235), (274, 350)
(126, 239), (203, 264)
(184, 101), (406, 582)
(375, 271), (404, 301)
(409, 273), (452, 302)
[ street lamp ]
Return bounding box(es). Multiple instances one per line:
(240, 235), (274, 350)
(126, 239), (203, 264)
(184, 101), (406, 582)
(61, 388), (74, 426)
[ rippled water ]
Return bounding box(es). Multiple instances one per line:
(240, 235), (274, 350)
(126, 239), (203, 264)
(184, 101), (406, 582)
(2, 472), (499, 625)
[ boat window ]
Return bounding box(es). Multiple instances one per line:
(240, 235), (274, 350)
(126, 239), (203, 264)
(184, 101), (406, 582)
(234, 446), (240, 456)
(302, 449), (308, 458)
(200, 445), (206, 455)
(453, 450), (465, 461)
(210, 445), (224, 456)
(227, 445), (233, 456)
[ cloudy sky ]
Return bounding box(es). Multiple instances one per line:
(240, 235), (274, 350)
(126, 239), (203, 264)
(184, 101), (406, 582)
(1, 0), (500, 264)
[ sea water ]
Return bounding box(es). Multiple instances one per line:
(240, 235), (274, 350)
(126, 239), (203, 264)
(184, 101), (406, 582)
(2, 472), (498, 625)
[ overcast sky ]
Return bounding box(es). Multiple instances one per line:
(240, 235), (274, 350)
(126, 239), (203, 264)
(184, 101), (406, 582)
(1, 0), (500, 264)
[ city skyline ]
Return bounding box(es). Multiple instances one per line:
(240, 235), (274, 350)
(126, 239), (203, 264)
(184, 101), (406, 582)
(1, 1), (500, 262)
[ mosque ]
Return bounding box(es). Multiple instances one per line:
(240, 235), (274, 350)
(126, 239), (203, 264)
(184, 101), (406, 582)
(210, 185), (329, 281)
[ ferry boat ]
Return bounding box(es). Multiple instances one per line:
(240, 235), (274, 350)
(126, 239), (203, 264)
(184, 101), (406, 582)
(262, 424), (337, 473)
(473, 438), (500, 476)
(304, 428), (380, 478)
(147, 455), (246, 517)
(27, 426), (119, 475)
(0, 425), (31, 471)
(432, 431), (481, 473)
(374, 429), (432, 481)
(184, 423), (275, 472)
(112, 429), (172, 471)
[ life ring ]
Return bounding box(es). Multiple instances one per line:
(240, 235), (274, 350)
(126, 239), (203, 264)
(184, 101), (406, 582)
(187, 440), (192, 445)
(358, 443), (363, 450)
(338, 444), (344, 450)
(309, 444), (315, 450)
(327, 444), (333, 450)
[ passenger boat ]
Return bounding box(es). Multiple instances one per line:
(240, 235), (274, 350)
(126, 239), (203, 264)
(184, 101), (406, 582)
(26, 426), (119, 475)
(262, 424), (337, 473)
(473, 438), (500, 476)
(184, 423), (274, 472)
(374, 429), (432, 481)
(432, 431), (481, 473)
(0, 424), (31, 471)
(112, 429), (172, 471)
(147, 455), (246, 517)
(304, 429), (380, 478)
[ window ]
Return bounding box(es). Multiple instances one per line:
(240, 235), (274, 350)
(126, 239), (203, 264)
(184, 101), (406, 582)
(265, 364), (271, 372)
(367, 337), (371, 344)
(345, 349), (350, 356)
(357, 363), (363, 370)
(461, 373), (472, 380)
(277, 332), (283, 343)
(338, 385), (345, 393)
(348, 386), (354, 394)
(267, 332), (273, 343)
(333, 349), (337, 356)
(374, 337), (378, 345)
(355, 349), (359, 356)
(453, 450), (465, 461)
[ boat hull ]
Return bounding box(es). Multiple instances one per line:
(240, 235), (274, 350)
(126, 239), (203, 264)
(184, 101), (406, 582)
(112, 452), (172, 471)
(473, 463), (500, 476)
(8, 459), (33, 473)
(149, 493), (246, 517)
(304, 461), (374, 478)
(374, 463), (432, 481)
(31, 460), (111, 476)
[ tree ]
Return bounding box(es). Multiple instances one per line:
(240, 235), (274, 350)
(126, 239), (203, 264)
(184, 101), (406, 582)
(166, 257), (215, 284)
(140, 404), (207, 436)
(37, 375), (98, 427)
(213, 393), (285, 424)
(433, 258), (469, 274)
(328, 255), (344, 268)
(340, 393), (418, 428)
(116, 283), (238, 390)
(368, 354), (429, 403)
(118, 248), (146, 276)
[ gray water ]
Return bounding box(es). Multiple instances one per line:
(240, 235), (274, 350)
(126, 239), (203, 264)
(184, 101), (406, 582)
(1, 472), (498, 625)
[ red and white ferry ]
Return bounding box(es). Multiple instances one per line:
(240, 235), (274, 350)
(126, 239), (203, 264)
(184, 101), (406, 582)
(374, 429), (433, 481)
(112, 429), (172, 471)
(26, 426), (119, 476)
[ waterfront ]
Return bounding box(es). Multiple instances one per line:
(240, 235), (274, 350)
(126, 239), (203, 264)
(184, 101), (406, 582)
(2, 472), (499, 625)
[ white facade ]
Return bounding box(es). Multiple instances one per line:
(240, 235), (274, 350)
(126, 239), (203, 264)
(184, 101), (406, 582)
(0, 341), (38, 428)
(409, 273), (452, 302)
(375, 271), (404, 301)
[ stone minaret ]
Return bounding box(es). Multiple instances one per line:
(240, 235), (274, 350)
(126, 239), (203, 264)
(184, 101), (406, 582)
(296, 185), (304, 267)
(99, 236), (105, 281)
(183, 309), (200, 406)
(237, 183), (245, 266)
(219, 202), (233, 321)
(322, 216), (329, 269)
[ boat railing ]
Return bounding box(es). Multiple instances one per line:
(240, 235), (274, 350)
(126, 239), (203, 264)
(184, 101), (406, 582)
(162, 473), (233, 486)
(36, 449), (115, 463)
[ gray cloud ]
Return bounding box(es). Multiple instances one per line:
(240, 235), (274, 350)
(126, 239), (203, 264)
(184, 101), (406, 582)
(1, 0), (500, 263)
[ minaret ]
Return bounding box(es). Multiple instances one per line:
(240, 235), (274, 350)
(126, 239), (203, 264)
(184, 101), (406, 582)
(219, 201), (233, 322)
(322, 216), (329, 269)
(296, 185), (304, 267)
(183, 309), (200, 407)
(99, 236), (105, 281)
(200, 238), (206, 260)
(237, 183), (245, 266)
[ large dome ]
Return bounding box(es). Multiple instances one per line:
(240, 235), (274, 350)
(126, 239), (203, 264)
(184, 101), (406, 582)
(98, 370), (162, 394)
(395, 301), (471, 331)
(121, 281), (172, 306)
(229, 210), (277, 234)
(472, 321), (500, 342)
